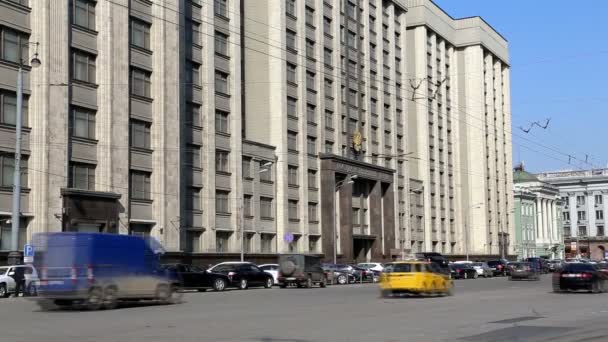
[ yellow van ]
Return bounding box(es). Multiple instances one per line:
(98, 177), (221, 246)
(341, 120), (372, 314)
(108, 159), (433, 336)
(379, 261), (453, 297)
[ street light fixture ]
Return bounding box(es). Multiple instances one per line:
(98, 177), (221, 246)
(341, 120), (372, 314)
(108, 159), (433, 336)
(333, 175), (357, 264)
(8, 42), (41, 265)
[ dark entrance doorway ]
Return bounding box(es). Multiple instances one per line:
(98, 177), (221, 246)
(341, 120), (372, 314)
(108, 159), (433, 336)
(353, 237), (375, 263)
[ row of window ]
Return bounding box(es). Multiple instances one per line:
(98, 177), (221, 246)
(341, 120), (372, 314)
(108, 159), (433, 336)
(564, 210), (606, 221)
(286, 130), (317, 155)
(567, 195), (604, 206)
(564, 225), (605, 237)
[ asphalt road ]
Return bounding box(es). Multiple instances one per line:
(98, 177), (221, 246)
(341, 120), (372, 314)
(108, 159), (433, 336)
(2, 275), (608, 342)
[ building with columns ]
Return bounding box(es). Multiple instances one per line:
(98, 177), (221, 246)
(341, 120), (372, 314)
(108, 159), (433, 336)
(513, 165), (563, 259)
(538, 168), (608, 260)
(0, 0), (512, 263)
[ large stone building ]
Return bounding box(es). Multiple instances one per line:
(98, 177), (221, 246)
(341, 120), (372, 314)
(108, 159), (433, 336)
(538, 168), (608, 260)
(513, 165), (563, 259)
(0, 0), (512, 263)
(404, 0), (514, 257)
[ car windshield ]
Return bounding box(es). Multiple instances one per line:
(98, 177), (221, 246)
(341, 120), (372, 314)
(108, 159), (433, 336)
(384, 264), (417, 273)
(0, 267), (8, 275)
(487, 261), (500, 266)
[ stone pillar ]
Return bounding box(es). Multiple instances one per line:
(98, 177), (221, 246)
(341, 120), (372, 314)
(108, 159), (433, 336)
(382, 183), (396, 258)
(320, 166), (336, 262)
(369, 181), (383, 260)
(536, 199), (543, 243)
(339, 181), (354, 263)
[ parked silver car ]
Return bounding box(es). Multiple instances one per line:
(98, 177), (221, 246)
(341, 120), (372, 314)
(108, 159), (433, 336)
(0, 265), (39, 297)
(470, 262), (493, 278)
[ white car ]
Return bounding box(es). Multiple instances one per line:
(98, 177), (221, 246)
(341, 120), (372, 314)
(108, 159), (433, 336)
(357, 263), (384, 273)
(0, 265), (39, 297)
(469, 262), (493, 278)
(259, 264), (279, 285)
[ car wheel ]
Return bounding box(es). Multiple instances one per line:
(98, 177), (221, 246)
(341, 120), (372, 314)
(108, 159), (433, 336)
(380, 290), (391, 298)
(239, 279), (248, 290)
(320, 277), (327, 288)
(27, 283), (37, 297)
(103, 286), (118, 310)
(0, 283), (8, 298)
(337, 274), (347, 285)
(473, 272), (479, 279)
(86, 287), (103, 310)
(212, 278), (226, 292)
(36, 299), (58, 311)
(306, 277), (313, 288)
(264, 277), (273, 289)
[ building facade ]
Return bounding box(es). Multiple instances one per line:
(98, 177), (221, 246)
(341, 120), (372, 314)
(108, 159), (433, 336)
(538, 168), (608, 260)
(513, 165), (563, 259)
(404, 0), (514, 257)
(0, 0), (511, 263)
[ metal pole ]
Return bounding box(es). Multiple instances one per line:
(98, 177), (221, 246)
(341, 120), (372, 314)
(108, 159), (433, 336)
(9, 65), (23, 264)
(333, 182), (338, 264)
(240, 201), (244, 262)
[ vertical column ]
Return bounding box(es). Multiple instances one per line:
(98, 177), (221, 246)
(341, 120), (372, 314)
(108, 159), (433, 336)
(382, 183), (396, 258)
(320, 165), (336, 262)
(339, 181), (354, 263)
(369, 181), (383, 260)
(543, 199), (549, 243)
(536, 198), (543, 243)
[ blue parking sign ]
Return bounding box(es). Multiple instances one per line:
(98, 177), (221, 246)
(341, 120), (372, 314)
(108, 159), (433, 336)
(24, 244), (34, 257)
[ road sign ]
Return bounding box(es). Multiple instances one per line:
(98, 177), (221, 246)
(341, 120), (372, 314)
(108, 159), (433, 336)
(23, 244), (34, 263)
(284, 233), (294, 243)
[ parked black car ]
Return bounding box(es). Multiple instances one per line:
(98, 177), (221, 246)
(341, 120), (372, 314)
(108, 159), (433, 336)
(162, 264), (230, 292)
(449, 263), (478, 279)
(277, 254), (327, 288)
(508, 262), (540, 281)
(526, 257), (549, 273)
(553, 263), (608, 293)
(208, 262), (274, 290)
(321, 264), (355, 285)
(487, 260), (509, 276)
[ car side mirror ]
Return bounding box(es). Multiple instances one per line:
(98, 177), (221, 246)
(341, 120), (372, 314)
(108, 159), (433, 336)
(8, 271), (15, 276)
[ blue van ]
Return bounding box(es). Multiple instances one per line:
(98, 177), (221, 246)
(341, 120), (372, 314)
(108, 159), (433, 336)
(33, 232), (181, 310)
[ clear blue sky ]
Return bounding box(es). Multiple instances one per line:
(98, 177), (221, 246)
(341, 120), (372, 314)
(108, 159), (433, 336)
(434, 0), (608, 173)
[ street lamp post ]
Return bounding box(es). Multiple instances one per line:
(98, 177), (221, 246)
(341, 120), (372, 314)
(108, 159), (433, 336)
(8, 43), (41, 266)
(333, 175), (357, 264)
(240, 161), (273, 262)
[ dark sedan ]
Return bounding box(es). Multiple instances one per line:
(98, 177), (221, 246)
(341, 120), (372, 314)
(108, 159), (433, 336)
(163, 264), (230, 292)
(508, 262), (540, 281)
(553, 263), (608, 293)
(449, 264), (478, 279)
(208, 262), (274, 290)
(487, 260), (509, 276)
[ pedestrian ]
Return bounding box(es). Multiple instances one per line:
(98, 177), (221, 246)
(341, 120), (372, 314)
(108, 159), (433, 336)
(10, 266), (25, 297)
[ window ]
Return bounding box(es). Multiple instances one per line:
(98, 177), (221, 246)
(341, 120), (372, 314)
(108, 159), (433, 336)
(71, 107), (96, 139)
(186, 231), (201, 253)
(305, 6), (315, 27)
(348, 61), (357, 76)
(564, 226), (571, 237)
(129, 171), (151, 200)
(190, 187), (202, 210)
(215, 70), (229, 95)
(130, 120), (151, 149)
(288, 131), (298, 151)
(187, 20), (201, 46)
(188, 146), (201, 169)
(598, 225), (605, 237)
(596, 195), (603, 205)
(286, 0), (296, 17)
(352, 208), (360, 225)
(130, 68), (151, 98)
(216, 150), (230, 173)
(578, 226), (587, 236)
(73, 0), (96, 30)
(563, 211), (570, 221)
(287, 97), (297, 117)
(578, 211), (586, 221)
(216, 190), (230, 214)
(131, 223), (152, 238)
(244, 195), (253, 217)
(187, 103), (201, 127)
(306, 39), (315, 59)
(0, 91), (28, 127)
(260, 160), (273, 182)
(324, 48), (333, 66)
(288, 234), (300, 252)
(261, 233), (274, 253)
(215, 110), (229, 134)
(242, 157), (251, 179)
(286, 62), (297, 83)
(131, 18), (150, 50)
(67, 162), (96, 190)
(348, 89), (358, 106)
(307, 136), (317, 155)
(325, 140), (334, 153)
(577, 195), (585, 206)
(308, 169), (317, 188)
(323, 17), (332, 35)
(72, 50), (96, 84)
(325, 110), (333, 129)
(288, 200), (299, 221)
(347, 31), (357, 48)
(214, 0), (228, 17)
(0, 153), (27, 187)
(286, 30), (297, 51)
(309, 236), (319, 253)
(346, 0), (356, 19)
(260, 197), (273, 218)
(324, 78), (333, 98)
(308, 202), (318, 222)
(186, 61), (201, 87)
(288, 165), (298, 186)
(306, 104), (316, 123)
(216, 231), (231, 253)
(597, 210), (604, 220)
(215, 31), (229, 56)
(306, 72), (316, 91)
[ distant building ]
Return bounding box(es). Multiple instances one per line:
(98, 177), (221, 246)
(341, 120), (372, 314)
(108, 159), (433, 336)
(513, 165), (563, 259)
(538, 169), (608, 260)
